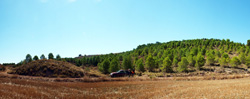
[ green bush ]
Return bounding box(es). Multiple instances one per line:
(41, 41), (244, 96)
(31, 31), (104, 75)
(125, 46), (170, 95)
(230, 57), (241, 68)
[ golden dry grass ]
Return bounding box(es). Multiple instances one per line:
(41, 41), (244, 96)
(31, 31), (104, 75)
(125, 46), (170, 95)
(2, 76), (250, 99)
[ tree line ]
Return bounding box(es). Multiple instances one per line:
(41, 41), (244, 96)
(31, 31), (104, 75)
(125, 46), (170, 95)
(16, 53), (62, 66)
(16, 39), (250, 74)
(96, 38), (250, 74)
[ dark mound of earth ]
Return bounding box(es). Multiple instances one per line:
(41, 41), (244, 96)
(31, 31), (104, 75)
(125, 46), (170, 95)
(10, 59), (84, 78)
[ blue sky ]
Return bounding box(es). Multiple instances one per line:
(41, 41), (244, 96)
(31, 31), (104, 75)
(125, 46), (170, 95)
(0, 0), (250, 63)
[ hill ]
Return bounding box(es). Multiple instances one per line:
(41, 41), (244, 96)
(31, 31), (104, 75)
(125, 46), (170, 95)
(10, 59), (84, 78)
(15, 38), (250, 76)
(63, 38), (250, 75)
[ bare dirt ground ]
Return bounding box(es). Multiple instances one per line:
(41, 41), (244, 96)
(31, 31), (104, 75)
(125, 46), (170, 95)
(1, 76), (250, 99)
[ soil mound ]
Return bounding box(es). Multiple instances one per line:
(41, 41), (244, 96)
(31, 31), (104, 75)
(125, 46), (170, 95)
(10, 59), (84, 78)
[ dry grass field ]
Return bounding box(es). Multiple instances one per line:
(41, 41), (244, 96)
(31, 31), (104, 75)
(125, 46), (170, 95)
(2, 76), (250, 99)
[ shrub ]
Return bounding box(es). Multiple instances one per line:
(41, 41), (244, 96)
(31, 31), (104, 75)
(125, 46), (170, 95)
(2, 63), (15, 66)
(230, 57), (241, 68)
(222, 53), (229, 58)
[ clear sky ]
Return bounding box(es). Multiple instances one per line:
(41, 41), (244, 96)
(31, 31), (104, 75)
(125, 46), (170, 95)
(1, 0), (250, 63)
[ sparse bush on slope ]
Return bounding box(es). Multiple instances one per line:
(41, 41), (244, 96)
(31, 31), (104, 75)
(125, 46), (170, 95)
(10, 59), (84, 78)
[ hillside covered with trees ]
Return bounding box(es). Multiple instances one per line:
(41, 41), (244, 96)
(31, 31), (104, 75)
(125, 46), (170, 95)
(15, 38), (250, 75)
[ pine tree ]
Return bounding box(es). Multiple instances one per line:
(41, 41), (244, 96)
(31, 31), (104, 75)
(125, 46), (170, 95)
(40, 54), (46, 59)
(145, 54), (155, 72)
(136, 59), (145, 72)
(206, 52), (215, 65)
(122, 55), (133, 70)
(177, 57), (188, 72)
(245, 55), (250, 67)
(220, 57), (229, 67)
(238, 53), (246, 64)
(33, 55), (39, 61)
(48, 53), (54, 59)
(172, 57), (178, 67)
(100, 59), (110, 74)
(109, 58), (120, 72)
(25, 54), (32, 63)
(195, 54), (205, 70)
(187, 55), (195, 67)
(220, 53), (230, 67)
(247, 40), (250, 46)
(161, 57), (173, 73)
(56, 54), (61, 61)
(230, 57), (241, 68)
